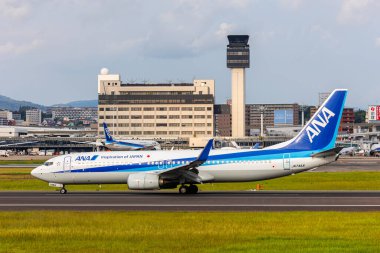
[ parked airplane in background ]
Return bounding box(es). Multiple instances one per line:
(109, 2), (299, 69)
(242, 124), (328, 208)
(370, 144), (380, 156)
(339, 147), (356, 156)
(102, 122), (161, 151)
(75, 123), (161, 151)
(32, 89), (347, 194)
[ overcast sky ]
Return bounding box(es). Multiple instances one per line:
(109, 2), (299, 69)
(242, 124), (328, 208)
(1, 0), (379, 108)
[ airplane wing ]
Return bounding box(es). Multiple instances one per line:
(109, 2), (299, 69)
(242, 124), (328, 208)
(158, 139), (213, 183)
(70, 141), (104, 146)
(0, 141), (40, 147)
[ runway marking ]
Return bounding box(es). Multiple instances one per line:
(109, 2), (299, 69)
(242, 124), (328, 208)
(1, 204), (380, 207)
(2, 196), (380, 199)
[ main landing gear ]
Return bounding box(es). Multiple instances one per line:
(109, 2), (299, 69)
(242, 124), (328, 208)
(60, 187), (67, 194)
(179, 184), (198, 194)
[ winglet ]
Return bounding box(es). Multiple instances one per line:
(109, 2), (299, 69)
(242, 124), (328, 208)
(197, 139), (213, 162)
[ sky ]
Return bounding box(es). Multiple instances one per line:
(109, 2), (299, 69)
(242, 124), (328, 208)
(0, 0), (380, 108)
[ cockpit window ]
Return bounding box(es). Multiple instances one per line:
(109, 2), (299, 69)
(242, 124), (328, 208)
(44, 162), (54, 166)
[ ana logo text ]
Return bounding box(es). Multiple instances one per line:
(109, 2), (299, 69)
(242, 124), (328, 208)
(75, 155), (98, 161)
(306, 107), (335, 143)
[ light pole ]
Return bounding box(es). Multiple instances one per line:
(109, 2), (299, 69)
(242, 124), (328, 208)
(259, 105), (266, 138)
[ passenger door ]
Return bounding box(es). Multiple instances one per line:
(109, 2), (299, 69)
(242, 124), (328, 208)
(283, 153), (291, 170)
(63, 156), (71, 173)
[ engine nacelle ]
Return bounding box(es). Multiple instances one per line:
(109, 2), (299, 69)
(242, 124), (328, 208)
(127, 173), (160, 190)
(127, 173), (179, 190)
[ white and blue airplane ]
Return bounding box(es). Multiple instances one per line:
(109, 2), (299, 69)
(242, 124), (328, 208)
(31, 89), (347, 194)
(101, 122), (161, 151)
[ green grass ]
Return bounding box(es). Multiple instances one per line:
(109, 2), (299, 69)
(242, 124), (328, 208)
(0, 160), (46, 165)
(1, 168), (380, 191)
(0, 211), (380, 252)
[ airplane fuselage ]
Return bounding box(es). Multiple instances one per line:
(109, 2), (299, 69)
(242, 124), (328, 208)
(32, 148), (335, 185)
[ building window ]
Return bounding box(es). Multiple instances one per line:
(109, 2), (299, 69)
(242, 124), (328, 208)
(119, 131), (129, 135)
(118, 115), (129, 119)
(119, 107), (129, 111)
(181, 123), (192, 127)
(131, 123), (141, 127)
(182, 107), (193, 111)
(156, 107), (167, 111)
(143, 123), (155, 127)
(156, 123), (167, 127)
(169, 131), (180, 135)
(194, 107), (205, 111)
(181, 131), (192, 135)
(194, 123), (205, 127)
(131, 115), (142, 119)
(99, 108), (104, 111)
(143, 115), (155, 119)
(157, 115), (167, 119)
(207, 107), (212, 111)
(169, 107), (180, 111)
(144, 131), (155, 135)
(131, 131), (142, 135)
(118, 123), (129, 127)
(169, 115), (180, 119)
(99, 116), (104, 119)
(143, 107), (155, 111)
(194, 115), (205, 119)
(169, 123), (180, 127)
(131, 107), (142, 111)
(182, 115), (193, 119)
(156, 131), (167, 135)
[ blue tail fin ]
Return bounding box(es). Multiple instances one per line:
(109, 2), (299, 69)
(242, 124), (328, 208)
(103, 122), (114, 142)
(279, 89), (348, 151)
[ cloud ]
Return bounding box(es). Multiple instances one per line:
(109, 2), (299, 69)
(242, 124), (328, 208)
(215, 23), (236, 39)
(375, 38), (380, 47)
(0, 0), (30, 19)
(337, 0), (374, 24)
(280, 0), (303, 10)
(0, 40), (43, 56)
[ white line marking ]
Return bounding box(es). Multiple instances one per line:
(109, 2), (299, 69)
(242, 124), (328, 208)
(1, 204), (380, 207)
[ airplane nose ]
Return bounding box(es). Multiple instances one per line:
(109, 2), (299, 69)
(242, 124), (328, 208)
(31, 167), (42, 179)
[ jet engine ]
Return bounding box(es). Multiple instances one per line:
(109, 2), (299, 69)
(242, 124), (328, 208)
(127, 173), (178, 190)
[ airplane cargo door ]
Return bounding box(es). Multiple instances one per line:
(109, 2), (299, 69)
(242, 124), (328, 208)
(283, 153), (291, 170)
(63, 156), (71, 173)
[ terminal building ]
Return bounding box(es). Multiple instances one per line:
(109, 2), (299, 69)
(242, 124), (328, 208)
(50, 107), (98, 121)
(97, 69), (215, 139)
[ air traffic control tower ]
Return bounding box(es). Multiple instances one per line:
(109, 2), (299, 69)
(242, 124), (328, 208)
(227, 35), (250, 138)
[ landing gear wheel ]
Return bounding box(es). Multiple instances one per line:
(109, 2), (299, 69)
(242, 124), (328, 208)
(179, 185), (188, 194)
(60, 188), (67, 194)
(188, 185), (198, 194)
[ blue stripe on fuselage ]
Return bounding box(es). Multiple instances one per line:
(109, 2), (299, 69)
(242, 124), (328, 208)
(58, 148), (318, 174)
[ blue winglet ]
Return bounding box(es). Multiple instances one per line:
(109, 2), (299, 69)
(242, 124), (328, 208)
(197, 139), (213, 162)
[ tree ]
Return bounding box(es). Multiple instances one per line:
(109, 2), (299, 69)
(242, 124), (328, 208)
(354, 109), (366, 123)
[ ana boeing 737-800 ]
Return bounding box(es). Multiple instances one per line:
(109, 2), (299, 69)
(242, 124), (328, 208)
(31, 89), (347, 194)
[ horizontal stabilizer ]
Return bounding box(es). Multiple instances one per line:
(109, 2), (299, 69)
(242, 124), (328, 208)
(311, 147), (343, 158)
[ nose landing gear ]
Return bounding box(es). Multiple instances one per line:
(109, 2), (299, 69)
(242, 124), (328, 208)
(59, 187), (67, 194)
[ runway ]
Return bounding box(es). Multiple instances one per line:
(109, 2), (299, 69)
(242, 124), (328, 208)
(1, 191), (380, 211)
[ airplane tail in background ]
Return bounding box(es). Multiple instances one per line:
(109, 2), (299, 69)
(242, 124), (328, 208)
(103, 122), (114, 142)
(271, 89), (348, 151)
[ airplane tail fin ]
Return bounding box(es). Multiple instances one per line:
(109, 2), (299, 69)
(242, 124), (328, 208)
(103, 122), (114, 142)
(270, 89), (348, 151)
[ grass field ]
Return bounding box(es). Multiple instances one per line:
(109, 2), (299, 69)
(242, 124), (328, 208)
(0, 211), (380, 252)
(0, 160), (45, 165)
(1, 168), (380, 191)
